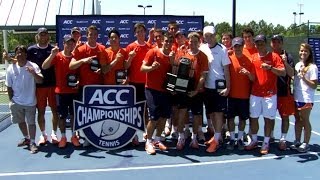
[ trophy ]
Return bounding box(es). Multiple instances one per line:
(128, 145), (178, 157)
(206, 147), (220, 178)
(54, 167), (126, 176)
(90, 57), (101, 71)
(67, 74), (77, 87)
(166, 57), (194, 93)
(115, 70), (127, 84)
(215, 79), (226, 93)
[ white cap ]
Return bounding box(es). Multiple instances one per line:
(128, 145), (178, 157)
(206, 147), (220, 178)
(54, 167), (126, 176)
(203, 25), (216, 35)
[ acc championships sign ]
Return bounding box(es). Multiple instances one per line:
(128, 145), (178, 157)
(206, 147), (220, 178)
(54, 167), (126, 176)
(73, 85), (145, 150)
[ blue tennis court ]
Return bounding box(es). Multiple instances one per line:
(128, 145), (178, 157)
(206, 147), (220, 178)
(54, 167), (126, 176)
(0, 95), (319, 180)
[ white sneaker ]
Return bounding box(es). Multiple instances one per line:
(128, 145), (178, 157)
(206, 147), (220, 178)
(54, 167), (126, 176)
(297, 143), (310, 153)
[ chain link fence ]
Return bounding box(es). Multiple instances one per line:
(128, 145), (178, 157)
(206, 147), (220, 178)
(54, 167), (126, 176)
(0, 63), (10, 123)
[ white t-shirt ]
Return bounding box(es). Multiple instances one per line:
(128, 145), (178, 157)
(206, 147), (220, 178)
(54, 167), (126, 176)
(294, 61), (318, 103)
(199, 43), (231, 89)
(5, 61), (41, 106)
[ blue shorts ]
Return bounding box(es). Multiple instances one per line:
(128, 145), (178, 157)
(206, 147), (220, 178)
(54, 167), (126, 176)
(56, 93), (77, 119)
(145, 88), (172, 121)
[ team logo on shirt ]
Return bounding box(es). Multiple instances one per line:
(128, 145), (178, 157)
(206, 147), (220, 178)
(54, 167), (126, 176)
(74, 85), (145, 150)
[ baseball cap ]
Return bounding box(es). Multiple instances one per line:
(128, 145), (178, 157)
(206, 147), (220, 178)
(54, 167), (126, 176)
(232, 37), (244, 47)
(203, 25), (216, 35)
(271, 34), (283, 42)
(254, 34), (267, 42)
(71, 27), (81, 34)
(37, 27), (48, 34)
(63, 34), (75, 43)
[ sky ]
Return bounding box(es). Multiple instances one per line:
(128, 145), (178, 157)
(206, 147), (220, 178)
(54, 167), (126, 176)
(0, 0), (319, 28)
(99, 0), (319, 28)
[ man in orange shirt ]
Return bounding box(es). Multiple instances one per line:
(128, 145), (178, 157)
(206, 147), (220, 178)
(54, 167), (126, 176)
(125, 23), (151, 145)
(141, 33), (175, 155)
(103, 29), (128, 85)
(69, 25), (107, 94)
(174, 32), (209, 150)
(242, 27), (258, 58)
(42, 35), (80, 148)
(69, 25), (107, 147)
(221, 32), (233, 55)
(226, 37), (255, 151)
(245, 34), (285, 155)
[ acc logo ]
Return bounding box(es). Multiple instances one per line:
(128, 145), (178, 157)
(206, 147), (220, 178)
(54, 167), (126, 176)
(79, 27), (87, 31)
(176, 20), (184, 25)
(74, 85), (145, 150)
(147, 20), (157, 24)
(105, 27), (115, 31)
(162, 27), (168, 31)
(63, 20), (73, 24)
(120, 20), (129, 24)
(92, 20), (101, 24)
(120, 34), (129, 39)
(188, 27), (198, 31)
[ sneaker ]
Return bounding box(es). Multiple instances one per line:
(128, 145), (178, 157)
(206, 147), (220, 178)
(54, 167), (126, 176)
(83, 139), (91, 147)
(58, 136), (67, 148)
(278, 139), (287, 151)
(237, 139), (245, 150)
(38, 134), (48, 146)
(143, 133), (147, 141)
(269, 137), (275, 144)
(176, 138), (185, 150)
(226, 140), (235, 150)
(131, 135), (140, 146)
(171, 131), (178, 140)
(206, 126), (214, 136)
(189, 139), (199, 149)
(71, 135), (81, 147)
(145, 143), (156, 155)
(51, 134), (59, 144)
(204, 137), (215, 146)
(197, 130), (206, 142)
(245, 141), (258, 150)
(164, 126), (171, 136)
(260, 143), (269, 155)
(184, 128), (191, 137)
(154, 141), (168, 151)
(17, 138), (30, 147)
(206, 138), (219, 153)
(160, 135), (166, 142)
(297, 143), (310, 153)
(225, 131), (231, 140)
(290, 140), (301, 150)
(29, 143), (38, 154)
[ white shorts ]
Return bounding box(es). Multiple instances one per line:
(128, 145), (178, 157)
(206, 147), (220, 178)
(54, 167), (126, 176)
(250, 94), (277, 119)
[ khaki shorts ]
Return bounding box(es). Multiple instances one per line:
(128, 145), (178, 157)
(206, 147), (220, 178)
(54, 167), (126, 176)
(9, 101), (36, 125)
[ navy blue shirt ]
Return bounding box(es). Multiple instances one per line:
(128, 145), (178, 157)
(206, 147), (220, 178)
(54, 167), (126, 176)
(277, 50), (294, 97)
(27, 44), (56, 87)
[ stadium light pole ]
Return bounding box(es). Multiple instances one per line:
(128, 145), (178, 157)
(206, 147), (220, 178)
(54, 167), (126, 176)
(232, 0), (236, 37)
(138, 5), (152, 15)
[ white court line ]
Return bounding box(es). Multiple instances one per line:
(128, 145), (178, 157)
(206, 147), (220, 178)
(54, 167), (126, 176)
(276, 117), (320, 136)
(0, 152), (318, 177)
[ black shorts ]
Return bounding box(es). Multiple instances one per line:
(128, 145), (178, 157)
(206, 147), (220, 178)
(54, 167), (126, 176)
(56, 93), (77, 119)
(130, 82), (146, 102)
(203, 88), (227, 114)
(226, 97), (249, 120)
(145, 88), (172, 120)
(175, 92), (204, 116)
